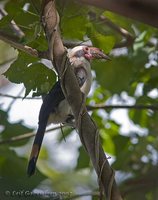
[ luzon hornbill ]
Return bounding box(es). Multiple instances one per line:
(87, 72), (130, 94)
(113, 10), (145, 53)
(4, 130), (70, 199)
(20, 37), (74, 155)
(27, 46), (110, 176)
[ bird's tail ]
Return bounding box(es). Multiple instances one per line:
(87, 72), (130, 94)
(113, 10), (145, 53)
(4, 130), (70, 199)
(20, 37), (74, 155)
(27, 123), (46, 176)
(27, 81), (64, 176)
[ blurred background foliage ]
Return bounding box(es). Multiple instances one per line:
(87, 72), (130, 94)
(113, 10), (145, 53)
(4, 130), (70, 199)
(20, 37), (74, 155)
(0, 0), (158, 199)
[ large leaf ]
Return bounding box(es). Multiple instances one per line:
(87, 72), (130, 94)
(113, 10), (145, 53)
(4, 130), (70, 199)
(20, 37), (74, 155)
(92, 50), (148, 94)
(0, 107), (33, 146)
(0, 146), (46, 200)
(59, 1), (89, 40)
(4, 52), (56, 96)
(92, 33), (115, 54)
(1, 122), (33, 147)
(76, 146), (90, 169)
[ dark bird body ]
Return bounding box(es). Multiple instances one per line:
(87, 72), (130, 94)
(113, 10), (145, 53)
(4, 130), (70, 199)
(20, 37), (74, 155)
(27, 46), (110, 176)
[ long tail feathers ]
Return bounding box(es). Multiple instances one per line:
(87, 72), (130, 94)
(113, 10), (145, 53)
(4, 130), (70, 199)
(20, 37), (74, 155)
(27, 126), (46, 176)
(27, 143), (41, 176)
(27, 82), (65, 177)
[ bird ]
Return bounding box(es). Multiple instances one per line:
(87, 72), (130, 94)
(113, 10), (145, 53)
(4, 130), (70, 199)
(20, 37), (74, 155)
(27, 45), (110, 176)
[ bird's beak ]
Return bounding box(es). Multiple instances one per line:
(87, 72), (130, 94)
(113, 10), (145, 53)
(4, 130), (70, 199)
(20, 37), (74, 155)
(89, 47), (111, 60)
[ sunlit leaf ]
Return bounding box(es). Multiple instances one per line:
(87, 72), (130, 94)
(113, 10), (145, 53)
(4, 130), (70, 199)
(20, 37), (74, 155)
(4, 52), (56, 96)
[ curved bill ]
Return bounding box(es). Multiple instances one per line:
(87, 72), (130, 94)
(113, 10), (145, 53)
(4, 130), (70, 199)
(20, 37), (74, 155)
(89, 47), (111, 60)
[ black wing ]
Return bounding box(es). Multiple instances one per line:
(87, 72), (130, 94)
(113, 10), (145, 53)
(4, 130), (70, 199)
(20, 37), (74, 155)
(27, 81), (65, 176)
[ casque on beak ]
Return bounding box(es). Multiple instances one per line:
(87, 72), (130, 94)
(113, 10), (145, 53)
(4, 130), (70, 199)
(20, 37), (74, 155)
(89, 47), (111, 60)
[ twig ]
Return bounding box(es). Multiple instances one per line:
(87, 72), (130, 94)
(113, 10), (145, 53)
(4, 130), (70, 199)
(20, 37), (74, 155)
(0, 93), (41, 99)
(100, 15), (135, 48)
(0, 8), (25, 38)
(0, 125), (64, 145)
(89, 11), (135, 48)
(87, 104), (158, 111)
(6, 87), (24, 112)
(100, 15), (133, 41)
(2, 92), (155, 111)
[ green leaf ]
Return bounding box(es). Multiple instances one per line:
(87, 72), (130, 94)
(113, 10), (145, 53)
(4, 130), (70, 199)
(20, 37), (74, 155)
(62, 15), (87, 40)
(76, 146), (90, 169)
(1, 122), (33, 146)
(6, 2), (39, 28)
(5, 0), (25, 14)
(92, 33), (115, 54)
(129, 109), (148, 127)
(0, 14), (14, 27)
(0, 146), (46, 200)
(134, 31), (151, 51)
(4, 52), (56, 96)
(0, 107), (33, 146)
(142, 67), (158, 95)
(128, 96), (153, 127)
(103, 11), (134, 33)
(87, 22), (115, 53)
(101, 129), (115, 155)
(0, 109), (8, 126)
(60, 1), (88, 40)
(113, 135), (130, 156)
(92, 50), (148, 94)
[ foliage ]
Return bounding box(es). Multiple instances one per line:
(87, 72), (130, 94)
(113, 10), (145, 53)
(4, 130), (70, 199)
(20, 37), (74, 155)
(0, 0), (158, 199)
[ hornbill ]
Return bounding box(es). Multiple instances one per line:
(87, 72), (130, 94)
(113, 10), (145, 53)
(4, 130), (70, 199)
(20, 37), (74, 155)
(27, 46), (110, 176)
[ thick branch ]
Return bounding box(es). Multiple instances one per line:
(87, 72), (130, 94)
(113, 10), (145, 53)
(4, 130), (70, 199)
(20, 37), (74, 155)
(0, 31), (47, 58)
(80, 0), (158, 28)
(41, 1), (122, 199)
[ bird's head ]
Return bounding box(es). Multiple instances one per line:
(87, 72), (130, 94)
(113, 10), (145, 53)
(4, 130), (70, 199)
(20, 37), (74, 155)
(68, 46), (110, 62)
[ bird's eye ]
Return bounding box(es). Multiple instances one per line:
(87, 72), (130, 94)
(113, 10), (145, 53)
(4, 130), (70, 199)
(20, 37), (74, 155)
(85, 47), (89, 51)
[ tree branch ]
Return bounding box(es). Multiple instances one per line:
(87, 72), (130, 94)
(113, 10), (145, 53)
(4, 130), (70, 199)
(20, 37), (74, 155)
(0, 8), (25, 39)
(89, 11), (135, 48)
(0, 30), (48, 59)
(80, 0), (158, 29)
(41, 1), (122, 199)
(0, 125), (63, 145)
(1, 91), (157, 110)
(99, 15), (135, 48)
(87, 104), (158, 111)
(1, 91), (157, 111)
(0, 93), (41, 99)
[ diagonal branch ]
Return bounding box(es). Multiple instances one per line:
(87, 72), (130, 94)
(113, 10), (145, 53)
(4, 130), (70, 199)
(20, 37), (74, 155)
(88, 11), (135, 48)
(41, 1), (122, 199)
(0, 8), (25, 38)
(0, 93), (41, 99)
(80, 0), (158, 29)
(87, 104), (158, 111)
(0, 125), (63, 145)
(0, 30), (48, 59)
(99, 15), (135, 48)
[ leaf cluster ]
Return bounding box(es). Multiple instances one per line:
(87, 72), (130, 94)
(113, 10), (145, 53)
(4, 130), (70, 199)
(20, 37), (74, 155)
(1, 0), (158, 199)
